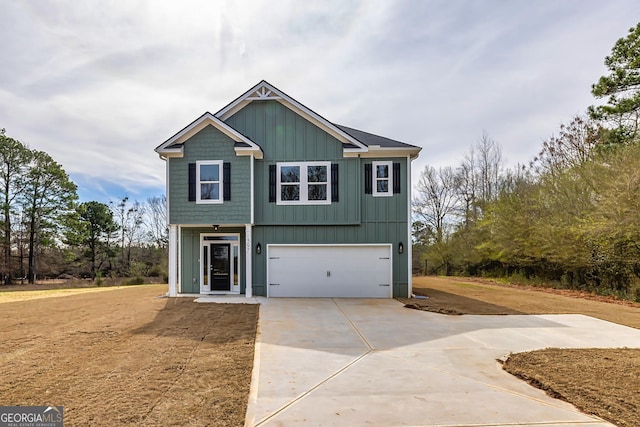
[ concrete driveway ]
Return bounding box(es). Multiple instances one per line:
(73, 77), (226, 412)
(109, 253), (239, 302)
(245, 298), (640, 427)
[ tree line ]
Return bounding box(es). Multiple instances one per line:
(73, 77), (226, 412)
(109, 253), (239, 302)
(412, 23), (640, 301)
(0, 129), (167, 285)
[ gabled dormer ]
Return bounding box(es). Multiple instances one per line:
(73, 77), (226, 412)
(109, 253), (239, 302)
(155, 111), (263, 159)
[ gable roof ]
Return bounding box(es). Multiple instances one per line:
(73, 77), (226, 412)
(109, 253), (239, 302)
(216, 80), (371, 155)
(156, 80), (421, 160)
(155, 112), (263, 159)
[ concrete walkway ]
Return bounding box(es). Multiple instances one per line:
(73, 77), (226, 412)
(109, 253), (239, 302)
(245, 298), (640, 427)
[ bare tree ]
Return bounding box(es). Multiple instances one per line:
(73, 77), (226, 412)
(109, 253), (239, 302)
(413, 165), (460, 244)
(531, 115), (599, 177)
(456, 147), (478, 227)
(476, 131), (503, 206)
(145, 195), (168, 248)
(111, 197), (145, 275)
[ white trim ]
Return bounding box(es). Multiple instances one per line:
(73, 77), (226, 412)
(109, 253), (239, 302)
(360, 147), (421, 160)
(266, 244), (393, 298)
(195, 160), (224, 204)
(215, 81), (368, 154)
(168, 225), (178, 297)
(155, 112), (263, 158)
(276, 161), (331, 205)
(165, 158), (170, 225)
(176, 223), (248, 228)
(245, 224), (253, 298)
(177, 225), (182, 293)
(199, 233), (241, 295)
(250, 155), (255, 225)
(406, 155), (413, 298)
(372, 161), (393, 197)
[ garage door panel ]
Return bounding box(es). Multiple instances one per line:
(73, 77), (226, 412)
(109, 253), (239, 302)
(267, 245), (392, 298)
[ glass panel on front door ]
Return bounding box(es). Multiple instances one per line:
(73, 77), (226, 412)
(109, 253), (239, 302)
(210, 244), (231, 291)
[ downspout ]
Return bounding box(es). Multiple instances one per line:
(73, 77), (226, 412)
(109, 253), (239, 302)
(407, 155), (413, 298)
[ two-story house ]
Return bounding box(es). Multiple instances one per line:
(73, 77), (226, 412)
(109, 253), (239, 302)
(155, 81), (421, 298)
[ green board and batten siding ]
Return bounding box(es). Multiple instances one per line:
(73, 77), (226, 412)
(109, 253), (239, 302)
(168, 100), (411, 297)
(225, 100), (410, 297)
(225, 100), (361, 225)
(168, 126), (251, 225)
(167, 126), (251, 294)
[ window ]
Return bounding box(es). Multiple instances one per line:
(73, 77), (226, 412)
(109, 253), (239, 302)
(196, 160), (223, 203)
(373, 161), (393, 197)
(277, 162), (331, 205)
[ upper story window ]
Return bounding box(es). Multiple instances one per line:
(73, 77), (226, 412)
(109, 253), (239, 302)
(277, 161), (331, 205)
(373, 161), (393, 197)
(196, 160), (223, 203)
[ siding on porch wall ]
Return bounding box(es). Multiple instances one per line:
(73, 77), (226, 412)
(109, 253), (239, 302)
(180, 227), (247, 294)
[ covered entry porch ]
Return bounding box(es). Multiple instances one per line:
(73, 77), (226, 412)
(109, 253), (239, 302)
(167, 224), (254, 297)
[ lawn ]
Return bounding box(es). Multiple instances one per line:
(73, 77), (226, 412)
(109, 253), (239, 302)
(408, 276), (640, 427)
(0, 284), (258, 426)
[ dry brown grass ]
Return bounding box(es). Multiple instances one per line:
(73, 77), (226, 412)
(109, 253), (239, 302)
(0, 285), (258, 426)
(504, 349), (640, 427)
(407, 276), (640, 427)
(407, 276), (640, 328)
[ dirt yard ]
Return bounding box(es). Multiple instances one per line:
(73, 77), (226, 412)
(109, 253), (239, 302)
(2, 278), (639, 426)
(408, 276), (640, 328)
(0, 285), (258, 426)
(409, 276), (640, 427)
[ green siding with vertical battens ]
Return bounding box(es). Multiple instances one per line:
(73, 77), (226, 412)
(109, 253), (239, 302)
(168, 126), (251, 225)
(225, 100), (363, 225)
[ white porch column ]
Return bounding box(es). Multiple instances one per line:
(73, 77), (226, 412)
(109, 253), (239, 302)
(245, 224), (253, 297)
(168, 224), (178, 297)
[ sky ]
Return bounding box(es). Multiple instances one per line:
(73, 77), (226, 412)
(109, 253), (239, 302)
(1, 0), (639, 203)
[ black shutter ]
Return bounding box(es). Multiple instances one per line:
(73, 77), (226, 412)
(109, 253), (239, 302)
(269, 164), (277, 203)
(188, 163), (196, 201)
(223, 162), (231, 201)
(331, 163), (339, 202)
(364, 163), (372, 194)
(393, 162), (401, 194)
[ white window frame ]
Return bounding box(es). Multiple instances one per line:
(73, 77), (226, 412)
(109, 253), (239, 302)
(196, 160), (224, 204)
(373, 161), (393, 197)
(277, 161), (331, 205)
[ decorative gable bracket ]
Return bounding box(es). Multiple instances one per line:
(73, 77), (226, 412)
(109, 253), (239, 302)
(246, 86), (282, 101)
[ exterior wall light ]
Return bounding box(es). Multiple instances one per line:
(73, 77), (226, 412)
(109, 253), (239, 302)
(212, 225), (219, 231)
(398, 242), (404, 254)
(256, 243), (261, 254)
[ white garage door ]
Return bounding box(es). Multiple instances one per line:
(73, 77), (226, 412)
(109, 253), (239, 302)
(267, 245), (392, 298)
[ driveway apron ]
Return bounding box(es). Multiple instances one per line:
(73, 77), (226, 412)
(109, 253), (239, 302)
(245, 298), (640, 427)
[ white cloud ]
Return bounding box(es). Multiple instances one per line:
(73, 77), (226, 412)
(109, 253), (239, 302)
(1, 0), (639, 202)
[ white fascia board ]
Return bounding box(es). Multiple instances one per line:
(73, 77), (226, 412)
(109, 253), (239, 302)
(216, 81), (369, 153)
(359, 146), (422, 160)
(157, 149), (184, 158)
(235, 147), (263, 159)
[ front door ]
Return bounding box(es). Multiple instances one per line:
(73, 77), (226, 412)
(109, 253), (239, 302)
(210, 243), (231, 291)
(200, 234), (240, 294)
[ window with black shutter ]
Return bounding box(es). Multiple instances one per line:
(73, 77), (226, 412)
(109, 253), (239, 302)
(188, 160), (227, 204)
